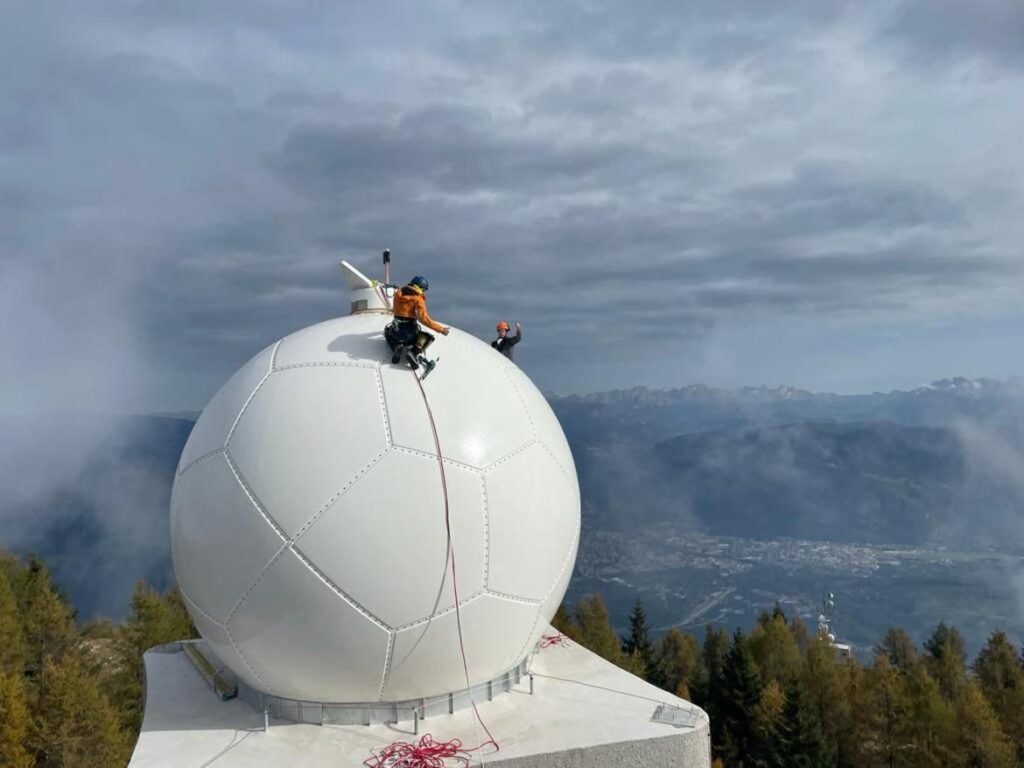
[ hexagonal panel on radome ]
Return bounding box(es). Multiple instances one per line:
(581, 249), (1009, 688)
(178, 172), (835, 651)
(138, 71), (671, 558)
(539, 529), (578, 621)
(484, 443), (580, 601)
(380, 329), (532, 468)
(171, 453), (286, 622)
(228, 365), (389, 537)
(383, 594), (540, 701)
(502, 363), (578, 486)
(295, 450), (485, 629)
(181, 591), (264, 693)
(273, 314), (389, 369)
(228, 547), (390, 702)
(177, 343), (275, 470)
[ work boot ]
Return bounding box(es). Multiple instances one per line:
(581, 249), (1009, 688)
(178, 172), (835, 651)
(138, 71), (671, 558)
(405, 349), (420, 370)
(391, 345), (405, 365)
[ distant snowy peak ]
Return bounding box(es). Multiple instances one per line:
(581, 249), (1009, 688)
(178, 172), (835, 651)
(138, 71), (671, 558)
(915, 377), (1022, 396)
(554, 377), (1024, 405)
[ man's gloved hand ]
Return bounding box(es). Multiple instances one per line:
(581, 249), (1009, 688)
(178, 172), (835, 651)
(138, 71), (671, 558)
(441, 327), (450, 336)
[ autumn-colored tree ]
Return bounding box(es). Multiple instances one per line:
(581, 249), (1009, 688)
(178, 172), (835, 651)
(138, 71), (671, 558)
(33, 654), (132, 768)
(856, 655), (910, 768)
(973, 631), (1024, 760)
(119, 581), (196, 659)
(0, 561), (28, 675)
(0, 671), (33, 768)
(901, 661), (956, 767)
(16, 556), (75, 676)
(110, 581), (197, 733)
(551, 602), (578, 640)
(573, 594), (625, 666)
(954, 681), (1016, 768)
(748, 612), (801, 687)
(875, 626), (919, 674)
(923, 622), (967, 701)
(651, 627), (703, 699)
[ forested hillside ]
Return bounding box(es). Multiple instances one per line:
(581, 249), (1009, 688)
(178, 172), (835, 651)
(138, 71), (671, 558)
(555, 594), (1024, 768)
(0, 552), (195, 767)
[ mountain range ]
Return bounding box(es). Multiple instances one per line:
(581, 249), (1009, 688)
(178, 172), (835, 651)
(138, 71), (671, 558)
(3, 377), (1023, 620)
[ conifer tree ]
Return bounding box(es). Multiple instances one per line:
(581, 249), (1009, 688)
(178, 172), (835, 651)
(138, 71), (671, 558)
(119, 581), (196, 659)
(973, 631), (1024, 759)
(748, 613), (801, 687)
(17, 555), (75, 676)
(875, 626), (919, 674)
(33, 654), (132, 768)
(718, 630), (765, 767)
(621, 599), (653, 680)
(0, 671), (33, 768)
(551, 602), (578, 639)
(800, 634), (847, 764)
(573, 594), (625, 666)
(700, 624), (730, 745)
(901, 660), (956, 766)
(769, 676), (830, 768)
(955, 681), (1015, 768)
(923, 622), (967, 701)
(113, 582), (197, 732)
(859, 655), (910, 768)
(0, 563), (27, 675)
(651, 628), (703, 699)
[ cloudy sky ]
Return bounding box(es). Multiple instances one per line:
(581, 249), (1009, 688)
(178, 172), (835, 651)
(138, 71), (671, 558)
(3, 0), (1024, 412)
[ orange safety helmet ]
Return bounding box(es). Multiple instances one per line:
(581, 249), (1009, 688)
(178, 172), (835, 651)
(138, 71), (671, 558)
(496, 321), (510, 332)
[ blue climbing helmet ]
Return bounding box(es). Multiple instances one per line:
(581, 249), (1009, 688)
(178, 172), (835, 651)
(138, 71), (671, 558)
(410, 275), (429, 292)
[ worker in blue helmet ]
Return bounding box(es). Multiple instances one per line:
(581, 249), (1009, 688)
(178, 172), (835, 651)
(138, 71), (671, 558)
(385, 275), (449, 370)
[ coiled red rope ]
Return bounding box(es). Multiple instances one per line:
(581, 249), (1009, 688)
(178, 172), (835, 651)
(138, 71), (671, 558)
(365, 371), (499, 768)
(538, 632), (571, 649)
(365, 734), (470, 768)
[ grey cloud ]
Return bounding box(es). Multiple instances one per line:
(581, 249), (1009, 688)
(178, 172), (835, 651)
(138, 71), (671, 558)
(885, 0), (1024, 67)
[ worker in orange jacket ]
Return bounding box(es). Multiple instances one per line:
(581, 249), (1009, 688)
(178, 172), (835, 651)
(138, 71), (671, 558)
(385, 275), (449, 370)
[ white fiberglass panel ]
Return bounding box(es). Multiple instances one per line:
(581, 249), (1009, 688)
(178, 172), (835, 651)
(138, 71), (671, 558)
(273, 314), (388, 369)
(177, 344), (274, 471)
(485, 443), (580, 601)
(228, 366), (389, 537)
(381, 330), (532, 468)
(383, 594), (539, 701)
(171, 452), (286, 622)
(228, 548), (390, 703)
(294, 451), (486, 629)
(503, 363), (578, 485)
(180, 591), (263, 693)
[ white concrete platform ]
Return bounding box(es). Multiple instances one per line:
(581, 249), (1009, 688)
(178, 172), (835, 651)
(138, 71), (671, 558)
(129, 635), (710, 767)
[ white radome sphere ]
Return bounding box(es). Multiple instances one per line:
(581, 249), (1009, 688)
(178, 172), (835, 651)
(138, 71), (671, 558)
(170, 314), (579, 703)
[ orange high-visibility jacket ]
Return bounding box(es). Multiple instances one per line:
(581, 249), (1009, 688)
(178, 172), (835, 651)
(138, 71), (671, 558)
(392, 286), (447, 333)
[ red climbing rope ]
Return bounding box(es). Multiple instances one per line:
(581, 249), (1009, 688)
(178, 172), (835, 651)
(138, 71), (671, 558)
(363, 734), (470, 768)
(538, 632), (571, 649)
(365, 372), (499, 768)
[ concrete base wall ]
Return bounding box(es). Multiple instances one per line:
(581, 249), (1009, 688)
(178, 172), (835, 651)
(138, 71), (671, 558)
(130, 631), (710, 768)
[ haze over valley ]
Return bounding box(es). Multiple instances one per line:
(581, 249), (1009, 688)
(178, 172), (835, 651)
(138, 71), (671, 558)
(5, 376), (1023, 656)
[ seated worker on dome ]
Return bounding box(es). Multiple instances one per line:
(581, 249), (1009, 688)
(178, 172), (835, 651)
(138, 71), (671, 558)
(491, 321), (522, 361)
(384, 275), (449, 370)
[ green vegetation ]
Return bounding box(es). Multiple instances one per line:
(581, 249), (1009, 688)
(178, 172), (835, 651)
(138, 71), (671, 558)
(556, 594), (1024, 768)
(6, 545), (1024, 768)
(0, 552), (196, 767)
